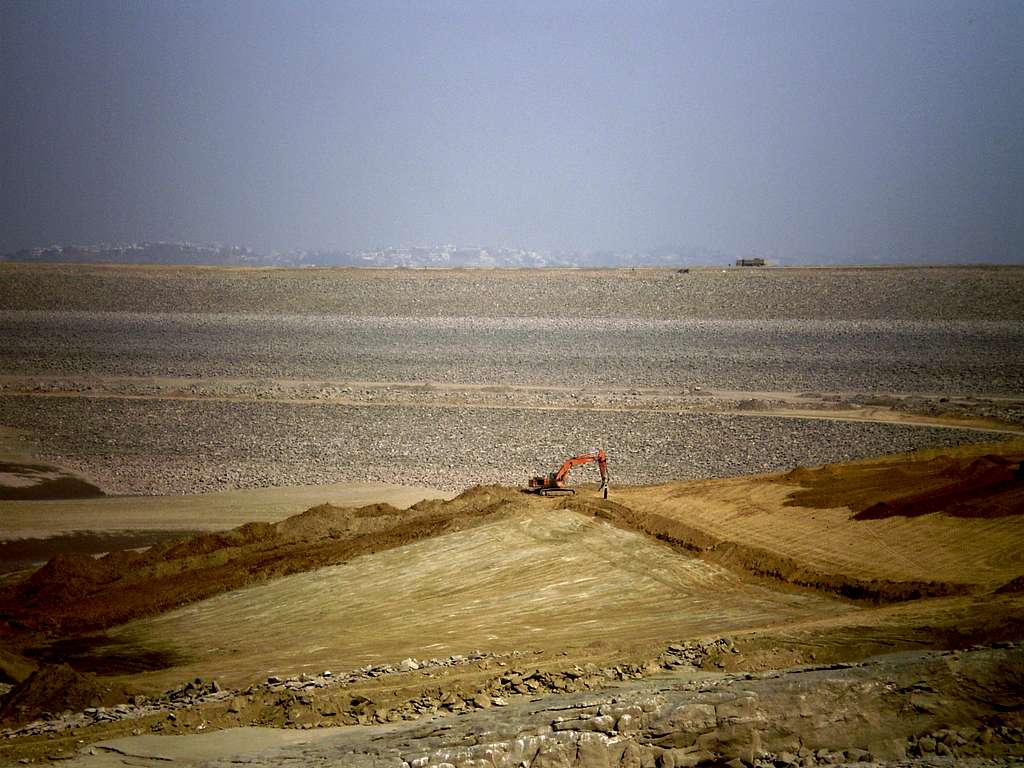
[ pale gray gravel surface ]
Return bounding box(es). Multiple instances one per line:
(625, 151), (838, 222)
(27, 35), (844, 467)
(2, 264), (1023, 321)
(1, 312), (1022, 394)
(0, 396), (999, 494)
(1, 266), (1021, 495)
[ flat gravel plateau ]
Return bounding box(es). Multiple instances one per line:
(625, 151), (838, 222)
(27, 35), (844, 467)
(2, 263), (1022, 321)
(0, 264), (1020, 494)
(2, 311), (1022, 393)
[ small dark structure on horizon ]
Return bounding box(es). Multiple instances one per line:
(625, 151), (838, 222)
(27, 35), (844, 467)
(735, 258), (766, 267)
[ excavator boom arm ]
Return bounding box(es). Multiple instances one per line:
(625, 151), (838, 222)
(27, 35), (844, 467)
(554, 450), (608, 484)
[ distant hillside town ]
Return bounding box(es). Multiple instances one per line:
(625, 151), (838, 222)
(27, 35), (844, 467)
(1, 242), (269, 267)
(0, 241), (741, 268)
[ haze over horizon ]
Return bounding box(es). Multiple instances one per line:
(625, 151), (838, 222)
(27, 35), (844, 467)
(1, 0), (1022, 264)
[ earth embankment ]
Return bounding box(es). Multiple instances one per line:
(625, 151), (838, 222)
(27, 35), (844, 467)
(2, 439), (1024, 764)
(2, 440), (1020, 696)
(610, 440), (1024, 599)
(0, 486), (518, 641)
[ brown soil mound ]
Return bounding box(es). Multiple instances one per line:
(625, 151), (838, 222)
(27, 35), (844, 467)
(3, 449), (1019, 686)
(781, 451), (1024, 520)
(996, 575), (1024, 594)
(0, 664), (110, 724)
(0, 649), (36, 684)
(0, 530), (196, 576)
(0, 485), (525, 642)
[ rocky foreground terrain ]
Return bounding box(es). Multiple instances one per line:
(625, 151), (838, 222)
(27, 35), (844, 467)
(9, 643), (1024, 767)
(172, 644), (1024, 768)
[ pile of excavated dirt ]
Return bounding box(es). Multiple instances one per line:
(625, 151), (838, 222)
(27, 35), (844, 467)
(2, 442), (1024, 759)
(0, 485), (526, 641)
(613, 439), (1024, 598)
(4, 442), (1023, 665)
(80, 506), (849, 693)
(564, 495), (975, 604)
(782, 451), (1024, 520)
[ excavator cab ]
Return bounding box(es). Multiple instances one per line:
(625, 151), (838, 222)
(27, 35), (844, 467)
(534, 472), (559, 487)
(528, 450), (609, 498)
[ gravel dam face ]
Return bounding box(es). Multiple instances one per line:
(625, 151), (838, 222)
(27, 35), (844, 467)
(1, 265), (1022, 495)
(0, 395), (1003, 494)
(2, 311), (1022, 393)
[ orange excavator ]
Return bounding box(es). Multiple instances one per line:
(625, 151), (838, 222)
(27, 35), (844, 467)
(528, 449), (609, 498)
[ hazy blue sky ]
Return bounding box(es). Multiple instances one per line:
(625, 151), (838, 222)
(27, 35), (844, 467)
(1, 0), (1022, 262)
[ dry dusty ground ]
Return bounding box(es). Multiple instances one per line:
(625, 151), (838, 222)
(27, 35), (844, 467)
(0, 439), (1022, 766)
(0, 423), (451, 576)
(1, 266), (1022, 765)
(0, 477), (451, 576)
(613, 443), (1024, 595)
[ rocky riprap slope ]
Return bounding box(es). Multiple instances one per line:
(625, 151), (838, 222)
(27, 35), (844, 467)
(216, 645), (1024, 768)
(37, 644), (1024, 768)
(3, 311), (1022, 394)
(2, 265), (1022, 495)
(3, 267), (1024, 403)
(1, 641), (733, 738)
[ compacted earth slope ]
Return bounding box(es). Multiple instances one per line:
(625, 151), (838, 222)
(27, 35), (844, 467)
(1, 440), (1023, 765)
(612, 439), (1024, 599)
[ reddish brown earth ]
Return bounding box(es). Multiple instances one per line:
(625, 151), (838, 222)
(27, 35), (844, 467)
(781, 451), (1024, 520)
